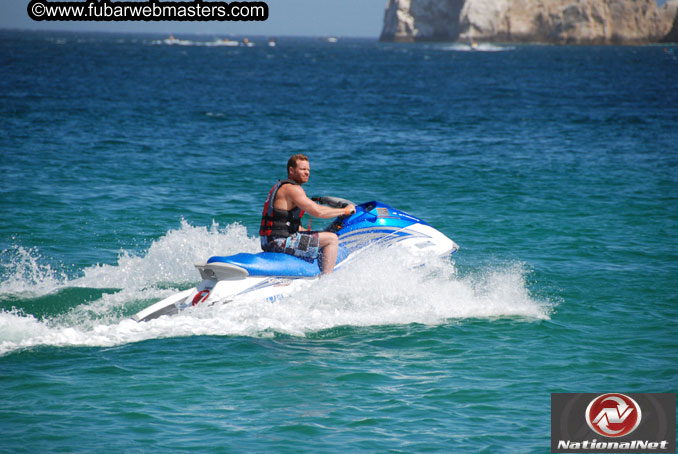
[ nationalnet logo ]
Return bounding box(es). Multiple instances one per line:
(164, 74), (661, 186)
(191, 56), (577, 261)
(551, 393), (676, 453)
(585, 394), (641, 438)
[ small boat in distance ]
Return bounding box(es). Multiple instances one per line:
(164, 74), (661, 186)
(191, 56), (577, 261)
(154, 36), (240, 47)
(162, 35), (192, 46)
(211, 38), (240, 47)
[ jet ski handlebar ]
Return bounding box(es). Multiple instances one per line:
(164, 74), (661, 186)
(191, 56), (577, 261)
(311, 196), (356, 209)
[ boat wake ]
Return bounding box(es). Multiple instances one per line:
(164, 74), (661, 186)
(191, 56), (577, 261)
(1, 221), (552, 356)
(438, 43), (515, 52)
(150, 36), (254, 47)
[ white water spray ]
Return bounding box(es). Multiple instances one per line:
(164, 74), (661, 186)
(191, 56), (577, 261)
(0, 221), (552, 355)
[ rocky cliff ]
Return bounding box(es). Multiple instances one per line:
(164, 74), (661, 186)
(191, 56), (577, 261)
(380, 0), (678, 44)
(661, 0), (678, 42)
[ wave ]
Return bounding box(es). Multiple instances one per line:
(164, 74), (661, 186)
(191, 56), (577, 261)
(438, 43), (515, 52)
(1, 220), (259, 298)
(0, 246), (67, 297)
(150, 37), (248, 47)
(0, 221), (552, 355)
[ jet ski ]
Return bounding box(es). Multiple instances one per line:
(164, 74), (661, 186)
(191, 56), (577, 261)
(132, 199), (459, 322)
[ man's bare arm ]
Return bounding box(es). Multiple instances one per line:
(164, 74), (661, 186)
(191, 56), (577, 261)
(288, 185), (355, 219)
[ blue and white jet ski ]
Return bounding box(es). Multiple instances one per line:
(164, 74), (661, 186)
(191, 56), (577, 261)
(133, 199), (459, 322)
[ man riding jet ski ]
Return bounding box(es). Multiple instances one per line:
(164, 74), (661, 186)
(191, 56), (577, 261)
(131, 156), (459, 322)
(259, 154), (354, 274)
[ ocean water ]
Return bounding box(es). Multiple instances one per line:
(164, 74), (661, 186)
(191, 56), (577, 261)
(1, 30), (677, 452)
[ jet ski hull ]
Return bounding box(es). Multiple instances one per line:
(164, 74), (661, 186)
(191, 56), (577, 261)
(132, 201), (458, 322)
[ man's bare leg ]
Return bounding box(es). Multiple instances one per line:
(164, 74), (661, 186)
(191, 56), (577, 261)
(318, 232), (339, 274)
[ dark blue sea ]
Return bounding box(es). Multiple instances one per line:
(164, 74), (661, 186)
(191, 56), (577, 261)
(1, 30), (677, 452)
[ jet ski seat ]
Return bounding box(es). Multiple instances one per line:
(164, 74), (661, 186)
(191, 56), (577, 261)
(207, 252), (321, 277)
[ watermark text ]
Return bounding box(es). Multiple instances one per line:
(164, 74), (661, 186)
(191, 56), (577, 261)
(28, 0), (269, 22)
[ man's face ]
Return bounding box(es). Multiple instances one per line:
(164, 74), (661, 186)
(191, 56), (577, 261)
(289, 160), (310, 184)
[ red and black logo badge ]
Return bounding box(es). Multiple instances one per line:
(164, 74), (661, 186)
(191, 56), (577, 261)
(585, 393), (641, 438)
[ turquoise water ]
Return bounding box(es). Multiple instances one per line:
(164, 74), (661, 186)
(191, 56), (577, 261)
(1, 31), (677, 452)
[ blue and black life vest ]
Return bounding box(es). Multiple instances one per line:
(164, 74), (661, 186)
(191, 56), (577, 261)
(259, 179), (305, 239)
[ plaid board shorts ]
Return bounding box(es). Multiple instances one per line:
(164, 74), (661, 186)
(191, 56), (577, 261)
(261, 232), (321, 262)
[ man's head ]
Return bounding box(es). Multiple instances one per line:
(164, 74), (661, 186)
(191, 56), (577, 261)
(287, 154), (310, 184)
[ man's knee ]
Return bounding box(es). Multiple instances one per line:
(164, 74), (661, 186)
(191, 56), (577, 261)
(319, 232), (338, 248)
